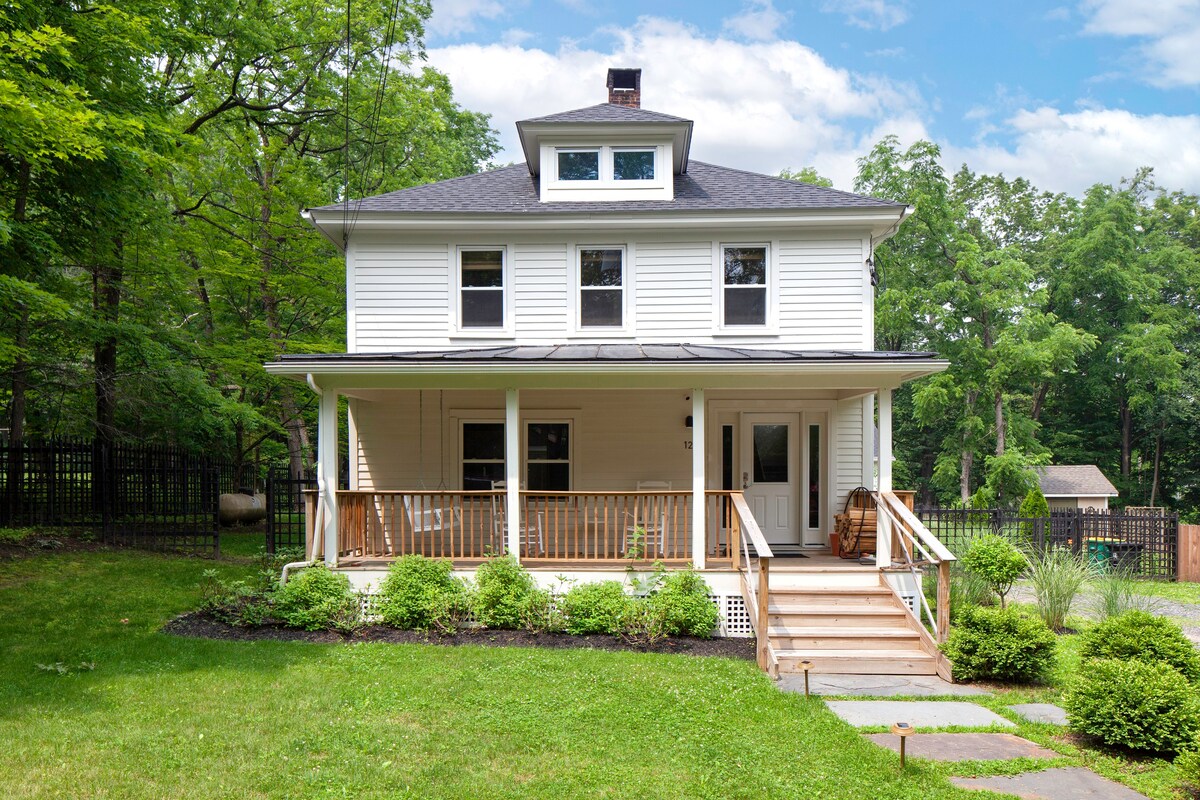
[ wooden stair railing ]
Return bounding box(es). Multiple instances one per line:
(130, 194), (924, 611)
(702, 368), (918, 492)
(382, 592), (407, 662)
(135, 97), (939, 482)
(872, 490), (957, 642)
(730, 491), (776, 674)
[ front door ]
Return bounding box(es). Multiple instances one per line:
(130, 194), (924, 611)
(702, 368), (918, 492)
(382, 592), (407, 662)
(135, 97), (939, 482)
(741, 414), (799, 545)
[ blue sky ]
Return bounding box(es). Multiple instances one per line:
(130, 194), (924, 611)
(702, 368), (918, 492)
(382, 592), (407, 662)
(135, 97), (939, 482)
(422, 0), (1200, 195)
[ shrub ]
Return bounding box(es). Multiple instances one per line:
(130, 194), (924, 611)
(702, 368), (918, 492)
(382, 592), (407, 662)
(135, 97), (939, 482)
(1018, 487), (1050, 546)
(1175, 748), (1200, 795)
(1092, 567), (1160, 620)
(619, 601), (668, 647)
(940, 605), (1056, 684)
(518, 588), (566, 633)
(1079, 610), (1200, 682)
(274, 565), (361, 633)
(198, 569), (272, 627)
(961, 535), (1027, 608)
(561, 581), (633, 635)
(472, 555), (535, 630)
(1027, 546), (1093, 631)
(645, 569), (720, 638)
(1065, 659), (1200, 753)
(376, 555), (467, 632)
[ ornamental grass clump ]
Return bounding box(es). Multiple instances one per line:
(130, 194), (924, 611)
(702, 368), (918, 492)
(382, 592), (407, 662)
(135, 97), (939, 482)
(376, 555), (468, 632)
(1092, 566), (1160, 620)
(1079, 610), (1200, 683)
(471, 555), (535, 630)
(1065, 658), (1200, 753)
(274, 564), (361, 633)
(1026, 546), (1093, 631)
(960, 534), (1027, 608)
(940, 605), (1056, 684)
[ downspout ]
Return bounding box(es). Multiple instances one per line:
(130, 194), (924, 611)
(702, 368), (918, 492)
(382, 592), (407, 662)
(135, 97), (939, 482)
(280, 373), (326, 584)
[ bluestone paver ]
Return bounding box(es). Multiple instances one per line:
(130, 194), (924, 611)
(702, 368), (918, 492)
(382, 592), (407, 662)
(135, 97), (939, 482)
(951, 767), (1150, 799)
(825, 700), (1014, 728)
(1009, 703), (1069, 725)
(865, 732), (1056, 761)
(779, 673), (989, 697)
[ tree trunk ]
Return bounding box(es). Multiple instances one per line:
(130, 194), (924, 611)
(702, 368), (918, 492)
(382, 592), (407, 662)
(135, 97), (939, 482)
(1119, 397), (1132, 478)
(960, 448), (973, 504)
(1030, 382), (1050, 424)
(93, 242), (122, 445)
(994, 390), (1005, 457)
(9, 312), (29, 442)
(1150, 431), (1162, 507)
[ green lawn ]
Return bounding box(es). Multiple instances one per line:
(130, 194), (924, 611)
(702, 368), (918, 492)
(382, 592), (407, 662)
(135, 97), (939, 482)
(0, 548), (991, 799)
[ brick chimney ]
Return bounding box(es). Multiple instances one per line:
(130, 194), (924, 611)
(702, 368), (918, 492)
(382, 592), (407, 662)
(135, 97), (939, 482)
(607, 68), (641, 108)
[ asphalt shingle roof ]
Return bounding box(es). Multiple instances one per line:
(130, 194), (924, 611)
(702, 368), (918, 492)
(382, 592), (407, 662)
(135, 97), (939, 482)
(1037, 465), (1119, 497)
(277, 345), (938, 364)
(520, 103), (690, 124)
(311, 161), (904, 215)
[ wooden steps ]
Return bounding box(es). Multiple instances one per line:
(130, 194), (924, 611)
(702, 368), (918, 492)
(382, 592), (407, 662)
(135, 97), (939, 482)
(762, 575), (941, 677)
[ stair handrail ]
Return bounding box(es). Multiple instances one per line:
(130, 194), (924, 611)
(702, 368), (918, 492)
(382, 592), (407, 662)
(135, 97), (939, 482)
(872, 490), (956, 642)
(730, 492), (775, 672)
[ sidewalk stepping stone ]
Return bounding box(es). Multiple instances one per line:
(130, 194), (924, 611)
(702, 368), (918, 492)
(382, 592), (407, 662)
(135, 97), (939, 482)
(951, 767), (1150, 799)
(865, 732), (1056, 762)
(1009, 703), (1069, 725)
(825, 700), (1014, 728)
(780, 673), (990, 697)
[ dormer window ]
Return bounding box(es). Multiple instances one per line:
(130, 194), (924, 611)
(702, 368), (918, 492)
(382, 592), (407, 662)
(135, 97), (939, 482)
(613, 149), (655, 181)
(557, 149), (600, 181)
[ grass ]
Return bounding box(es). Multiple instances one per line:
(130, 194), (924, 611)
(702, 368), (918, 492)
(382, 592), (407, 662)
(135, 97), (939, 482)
(0, 548), (988, 799)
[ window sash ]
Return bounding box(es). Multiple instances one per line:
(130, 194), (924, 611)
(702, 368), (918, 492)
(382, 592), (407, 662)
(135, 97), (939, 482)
(557, 150), (600, 181)
(526, 422), (570, 491)
(613, 149), (655, 181)
(459, 249), (505, 328)
(721, 245), (768, 326)
(579, 247), (624, 328)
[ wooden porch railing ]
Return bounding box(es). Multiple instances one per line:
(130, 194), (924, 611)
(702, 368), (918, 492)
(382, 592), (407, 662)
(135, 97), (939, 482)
(873, 490), (956, 642)
(336, 490), (505, 561)
(518, 491), (693, 563)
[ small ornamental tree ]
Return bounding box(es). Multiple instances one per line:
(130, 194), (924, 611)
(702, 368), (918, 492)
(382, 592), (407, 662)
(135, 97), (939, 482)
(961, 535), (1027, 608)
(1018, 487), (1050, 546)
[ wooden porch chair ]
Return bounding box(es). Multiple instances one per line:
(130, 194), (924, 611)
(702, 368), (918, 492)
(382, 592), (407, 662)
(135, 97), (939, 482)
(627, 481), (671, 558)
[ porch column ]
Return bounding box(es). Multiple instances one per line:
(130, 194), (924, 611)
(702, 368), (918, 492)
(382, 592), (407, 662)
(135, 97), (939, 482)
(876, 388), (892, 567)
(316, 382), (339, 567)
(691, 389), (706, 569)
(505, 388), (521, 560)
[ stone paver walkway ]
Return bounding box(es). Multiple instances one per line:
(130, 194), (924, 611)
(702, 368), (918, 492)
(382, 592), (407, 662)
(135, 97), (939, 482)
(826, 699), (1014, 728)
(1008, 703), (1069, 726)
(779, 673), (989, 697)
(865, 732), (1057, 761)
(951, 766), (1151, 799)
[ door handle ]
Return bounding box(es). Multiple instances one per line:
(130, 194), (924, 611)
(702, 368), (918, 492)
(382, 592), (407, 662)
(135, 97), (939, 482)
(743, 471), (749, 490)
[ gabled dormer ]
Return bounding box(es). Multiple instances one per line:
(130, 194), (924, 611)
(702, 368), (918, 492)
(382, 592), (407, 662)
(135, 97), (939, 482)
(516, 69), (693, 203)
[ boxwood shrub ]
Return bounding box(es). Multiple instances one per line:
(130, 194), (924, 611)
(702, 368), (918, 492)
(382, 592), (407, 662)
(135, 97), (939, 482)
(1079, 610), (1200, 683)
(561, 581), (633, 635)
(376, 555), (467, 631)
(274, 564), (361, 632)
(1065, 658), (1200, 753)
(940, 605), (1056, 684)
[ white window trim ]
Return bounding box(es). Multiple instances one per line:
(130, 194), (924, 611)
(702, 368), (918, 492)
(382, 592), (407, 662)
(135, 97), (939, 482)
(569, 243), (634, 337)
(712, 240), (779, 334)
(549, 145), (667, 190)
(451, 410), (579, 491)
(451, 244), (513, 337)
(524, 418), (574, 492)
(458, 418), (506, 490)
(554, 148), (602, 184)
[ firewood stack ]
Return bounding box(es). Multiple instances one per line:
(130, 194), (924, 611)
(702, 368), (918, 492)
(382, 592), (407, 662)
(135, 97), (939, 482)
(836, 488), (878, 559)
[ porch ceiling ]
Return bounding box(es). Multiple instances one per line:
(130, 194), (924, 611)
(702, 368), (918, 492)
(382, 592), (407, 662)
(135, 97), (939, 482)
(266, 345), (947, 392)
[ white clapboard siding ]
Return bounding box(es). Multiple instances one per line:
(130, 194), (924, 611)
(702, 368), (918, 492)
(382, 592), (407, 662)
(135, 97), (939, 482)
(353, 242), (449, 351)
(777, 238), (865, 349)
(835, 399), (865, 513)
(513, 243), (569, 333)
(634, 241), (714, 332)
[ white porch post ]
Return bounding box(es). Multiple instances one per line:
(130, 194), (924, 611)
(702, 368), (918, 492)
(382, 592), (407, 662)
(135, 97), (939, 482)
(505, 388), (521, 560)
(691, 389), (706, 569)
(317, 383), (339, 567)
(876, 387), (893, 567)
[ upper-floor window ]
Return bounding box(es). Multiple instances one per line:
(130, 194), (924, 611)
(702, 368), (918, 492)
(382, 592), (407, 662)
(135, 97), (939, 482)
(722, 245), (768, 326)
(558, 150), (600, 181)
(613, 149), (655, 181)
(460, 248), (505, 328)
(579, 247), (624, 327)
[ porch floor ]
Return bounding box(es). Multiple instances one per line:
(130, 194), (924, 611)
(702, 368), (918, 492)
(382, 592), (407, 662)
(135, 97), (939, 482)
(332, 550), (864, 571)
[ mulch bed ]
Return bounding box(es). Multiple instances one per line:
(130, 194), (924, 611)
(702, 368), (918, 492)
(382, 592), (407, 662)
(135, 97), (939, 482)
(164, 612), (756, 660)
(0, 534), (107, 561)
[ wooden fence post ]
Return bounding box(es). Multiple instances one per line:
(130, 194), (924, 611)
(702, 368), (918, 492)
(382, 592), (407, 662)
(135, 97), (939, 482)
(1179, 525), (1200, 583)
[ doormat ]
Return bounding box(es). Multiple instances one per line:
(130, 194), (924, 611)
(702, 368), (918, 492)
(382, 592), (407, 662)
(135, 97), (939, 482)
(763, 544), (809, 558)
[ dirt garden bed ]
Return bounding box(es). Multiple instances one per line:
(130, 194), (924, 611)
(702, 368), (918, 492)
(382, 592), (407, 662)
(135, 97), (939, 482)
(164, 612), (757, 659)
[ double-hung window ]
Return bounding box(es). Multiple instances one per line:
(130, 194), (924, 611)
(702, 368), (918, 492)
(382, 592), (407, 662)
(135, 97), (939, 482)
(526, 422), (570, 491)
(578, 247), (624, 328)
(722, 245), (768, 326)
(459, 248), (505, 329)
(461, 422), (505, 489)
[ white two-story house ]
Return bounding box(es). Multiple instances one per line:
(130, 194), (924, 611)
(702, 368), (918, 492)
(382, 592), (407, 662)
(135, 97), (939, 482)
(268, 70), (954, 676)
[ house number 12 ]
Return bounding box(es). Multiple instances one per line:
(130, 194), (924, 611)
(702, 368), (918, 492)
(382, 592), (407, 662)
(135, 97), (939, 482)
(683, 440), (692, 450)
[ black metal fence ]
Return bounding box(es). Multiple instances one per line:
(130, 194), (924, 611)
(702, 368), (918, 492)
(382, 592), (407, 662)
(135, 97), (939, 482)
(265, 468), (315, 554)
(0, 438), (237, 556)
(916, 506), (1179, 580)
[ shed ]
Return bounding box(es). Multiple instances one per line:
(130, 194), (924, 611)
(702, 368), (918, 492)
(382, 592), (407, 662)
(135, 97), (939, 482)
(1036, 465), (1119, 511)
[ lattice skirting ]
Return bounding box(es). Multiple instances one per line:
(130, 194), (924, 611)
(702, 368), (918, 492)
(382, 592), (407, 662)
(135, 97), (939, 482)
(356, 590), (754, 638)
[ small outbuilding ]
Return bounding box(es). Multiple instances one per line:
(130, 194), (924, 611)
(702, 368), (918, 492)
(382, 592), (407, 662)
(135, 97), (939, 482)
(1036, 465), (1119, 511)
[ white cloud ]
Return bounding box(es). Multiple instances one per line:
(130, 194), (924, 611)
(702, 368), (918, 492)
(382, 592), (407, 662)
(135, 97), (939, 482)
(1080, 0), (1200, 86)
(428, 16), (927, 188)
(950, 106), (1200, 194)
(722, 1), (787, 42)
(820, 0), (910, 31)
(427, 0), (510, 38)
